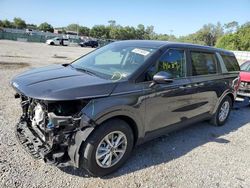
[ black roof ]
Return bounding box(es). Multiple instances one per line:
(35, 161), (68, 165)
(115, 40), (234, 55)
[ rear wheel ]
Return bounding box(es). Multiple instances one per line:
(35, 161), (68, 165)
(79, 119), (134, 176)
(50, 42), (54, 45)
(210, 96), (232, 126)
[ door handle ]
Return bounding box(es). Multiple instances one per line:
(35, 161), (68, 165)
(179, 84), (192, 89)
(179, 83), (204, 89)
(194, 82), (204, 87)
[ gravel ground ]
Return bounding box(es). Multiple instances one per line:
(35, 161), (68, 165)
(1, 40), (250, 188)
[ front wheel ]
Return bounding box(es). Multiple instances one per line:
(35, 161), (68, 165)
(210, 96), (232, 126)
(79, 119), (134, 176)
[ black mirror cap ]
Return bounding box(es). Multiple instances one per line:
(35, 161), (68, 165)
(153, 71), (173, 84)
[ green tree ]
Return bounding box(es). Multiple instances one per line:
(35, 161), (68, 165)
(136, 24), (146, 39)
(66, 24), (91, 35)
(61, 28), (67, 34)
(153, 34), (170, 41)
(109, 25), (123, 39)
(26, 24), (37, 30)
(215, 34), (239, 50)
(237, 23), (250, 50)
(66, 24), (79, 32)
(224, 21), (239, 34)
(195, 22), (224, 46)
(38, 22), (54, 32)
(123, 26), (137, 39)
(79, 26), (90, 36)
(108, 20), (116, 27)
(144, 25), (155, 39)
(13, 17), (26, 29)
(90, 25), (110, 38)
(216, 22), (250, 50)
(1, 19), (14, 28)
(177, 32), (205, 45)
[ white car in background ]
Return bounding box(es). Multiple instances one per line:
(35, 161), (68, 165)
(46, 37), (69, 46)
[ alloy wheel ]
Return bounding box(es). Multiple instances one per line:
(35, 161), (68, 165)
(218, 101), (230, 122)
(95, 131), (127, 168)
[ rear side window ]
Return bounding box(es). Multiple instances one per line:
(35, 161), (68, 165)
(221, 55), (240, 72)
(191, 51), (217, 76)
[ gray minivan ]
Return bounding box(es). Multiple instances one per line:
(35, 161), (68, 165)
(11, 40), (240, 176)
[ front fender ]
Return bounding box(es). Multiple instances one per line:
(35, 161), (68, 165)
(82, 95), (145, 136)
(68, 127), (94, 168)
(69, 94), (145, 167)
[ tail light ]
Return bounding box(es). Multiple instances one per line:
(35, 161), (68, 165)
(233, 76), (241, 91)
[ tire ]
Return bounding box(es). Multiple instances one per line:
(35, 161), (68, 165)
(210, 95), (232, 126)
(50, 42), (54, 45)
(79, 119), (134, 176)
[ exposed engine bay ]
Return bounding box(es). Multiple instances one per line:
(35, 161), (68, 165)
(16, 94), (93, 166)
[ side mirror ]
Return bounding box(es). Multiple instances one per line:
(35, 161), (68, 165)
(150, 71), (173, 87)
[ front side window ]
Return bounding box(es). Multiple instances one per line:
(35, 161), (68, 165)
(72, 43), (156, 80)
(191, 51), (217, 76)
(146, 49), (186, 80)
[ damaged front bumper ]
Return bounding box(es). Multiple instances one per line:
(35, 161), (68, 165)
(16, 111), (95, 168)
(13, 92), (96, 168)
(16, 119), (74, 166)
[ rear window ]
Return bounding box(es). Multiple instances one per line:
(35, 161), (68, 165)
(221, 55), (240, 72)
(191, 51), (217, 76)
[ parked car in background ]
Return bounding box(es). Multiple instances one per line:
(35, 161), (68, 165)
(79, 40), (98, 48)
(46, 37), (69, 46)
(238, 61), (250, 98)
(11, 40), (240, 176)
(25, 29), (33, 35)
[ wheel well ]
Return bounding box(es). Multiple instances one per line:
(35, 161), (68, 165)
(98, 115), (138, 145)
(227, 93), (234, 105)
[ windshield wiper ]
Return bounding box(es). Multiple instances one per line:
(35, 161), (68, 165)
(74, 67), (99, 77)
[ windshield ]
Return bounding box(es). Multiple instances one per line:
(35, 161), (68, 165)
(240, 61), (250, 72)
(71, 42), (156, 81)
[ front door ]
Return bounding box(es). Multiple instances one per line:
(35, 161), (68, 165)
(144, 48), (195, 133)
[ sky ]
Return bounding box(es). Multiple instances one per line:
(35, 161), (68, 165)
(0, 0), (249, 36)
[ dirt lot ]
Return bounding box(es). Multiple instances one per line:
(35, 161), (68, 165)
(1, 40), (250, 188)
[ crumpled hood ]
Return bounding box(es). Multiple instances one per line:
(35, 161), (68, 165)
(11, 64), (116, 101)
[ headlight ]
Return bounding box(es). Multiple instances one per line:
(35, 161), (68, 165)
(32, 103), (45, 126)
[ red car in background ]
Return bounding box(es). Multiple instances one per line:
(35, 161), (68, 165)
(238, 61), (250, 98)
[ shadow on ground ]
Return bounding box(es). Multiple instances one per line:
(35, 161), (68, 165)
(59, 99), (250, 178)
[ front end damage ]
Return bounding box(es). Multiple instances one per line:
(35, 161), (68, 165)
(15, 94), (94, 167)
